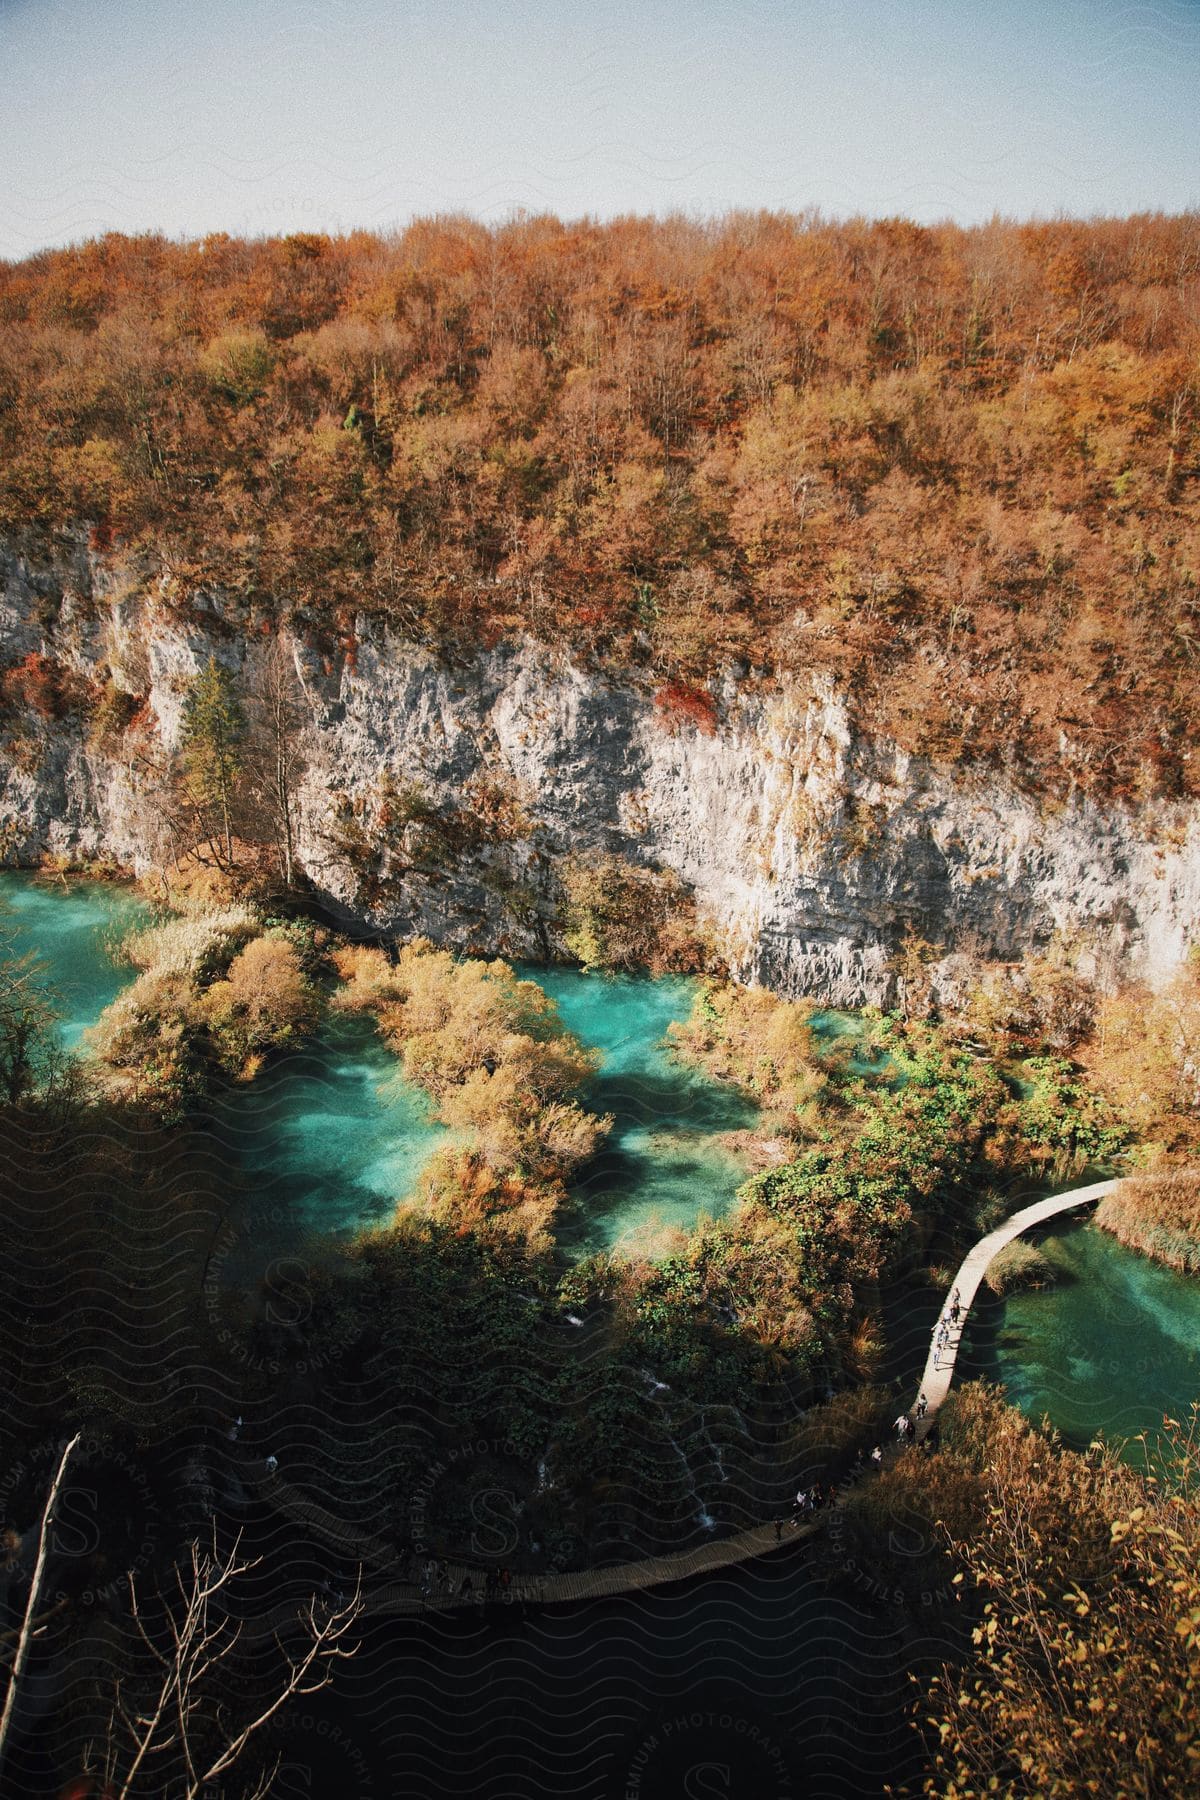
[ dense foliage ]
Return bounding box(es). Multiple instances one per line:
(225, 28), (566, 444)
(2, 212), (1199, 798)
(332, 938), (610, 1248)
(912, 1388), (1200, 1799)
(559, 851), (717, 975)
(87, 904), (324, 1109)
(743, 1021), (1012, 1305)
(1086, 947), (1200, 1160)
(667, 979), (831, 1123)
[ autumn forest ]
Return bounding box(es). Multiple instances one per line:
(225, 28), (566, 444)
(1, 209), (1198, 801)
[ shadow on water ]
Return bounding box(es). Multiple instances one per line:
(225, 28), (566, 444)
(2, 878), (767, 1267)
(203, 1011), (448, 1244)
(522, 963), (762, 1257)
(0, 872), (450, 1276)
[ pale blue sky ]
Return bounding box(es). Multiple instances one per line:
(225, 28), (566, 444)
(1, 0), (1197, 258)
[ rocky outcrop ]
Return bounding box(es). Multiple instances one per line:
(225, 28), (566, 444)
(2, 534), (1197, 1005)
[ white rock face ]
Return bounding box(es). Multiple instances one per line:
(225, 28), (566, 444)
(2, 536), (1197, 1004)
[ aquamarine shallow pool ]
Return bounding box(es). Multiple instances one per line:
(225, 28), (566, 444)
(0, 875), (757, 1254)
(986, 1221), (1200, 1459)
(0, 872), (448, 1244)
(0, 871), (156, 1048)
(206, 1015), (449, 1240)
(523, 964), (759, 1257)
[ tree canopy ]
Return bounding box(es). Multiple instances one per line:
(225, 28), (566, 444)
(1, 210), (1198, 801)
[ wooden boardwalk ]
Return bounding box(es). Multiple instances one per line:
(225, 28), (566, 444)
(240, 1175), (1133, 1626)
(910, 1176), (1121, 1439)
(248, 1457), (820, 1622)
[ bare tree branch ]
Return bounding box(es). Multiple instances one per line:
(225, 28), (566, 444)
(104, 1532), (362, 1799)
(0, 1432), (82, 1783)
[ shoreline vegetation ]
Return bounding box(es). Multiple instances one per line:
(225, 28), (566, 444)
(982, 1237), (1058, 1295)
(331, 938), (610, 1252)
(85, 902), (327, 1113)
(1095, 1169), (1200, 1275)
(1, 197), (1199, 1795)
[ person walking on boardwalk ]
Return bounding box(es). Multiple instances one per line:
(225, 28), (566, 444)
(915, 1390), (927, 1421)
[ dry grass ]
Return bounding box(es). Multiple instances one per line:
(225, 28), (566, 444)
(984, 1239), (1057, 1296)
(121, 905), (258, 976)
(1096, 1171), (1200, 1274)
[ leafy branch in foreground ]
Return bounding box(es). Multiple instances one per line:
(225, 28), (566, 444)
(913, 1394), (1200, 1798)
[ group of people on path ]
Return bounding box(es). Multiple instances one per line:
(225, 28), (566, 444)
(776, 1480), (840, 1536)
(931, 1286), (963, 1371)
(397, 1548), (516, 1607)
(240, 1286), (974, 1606)
(772, 1393), (943, 1540)
(893, 1390), (928, 1439)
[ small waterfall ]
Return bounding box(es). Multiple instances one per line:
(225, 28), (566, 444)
(650, 1384), (715, 1531)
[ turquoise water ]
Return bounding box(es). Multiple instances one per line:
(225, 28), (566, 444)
(0, 872), (447, 1245)
(988, 1222), (1200, 1459)
(0, 871), (156, 1048)
(4, 872), (1199, 1449)
(207, 1016), (449, 1241)
(523, 964), (759, 1257)
(0, 875), (753, 1254)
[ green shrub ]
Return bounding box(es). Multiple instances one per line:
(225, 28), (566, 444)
(559, 853), (718, 976)
(1012, 1053), (1129, 1176)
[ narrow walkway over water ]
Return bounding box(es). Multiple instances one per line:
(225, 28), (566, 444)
(911, 1176), (1121, 1438)
(245, 1177), (1170, 1617)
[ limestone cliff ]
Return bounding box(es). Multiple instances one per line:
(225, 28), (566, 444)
(2, 534), (1197, 1005)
